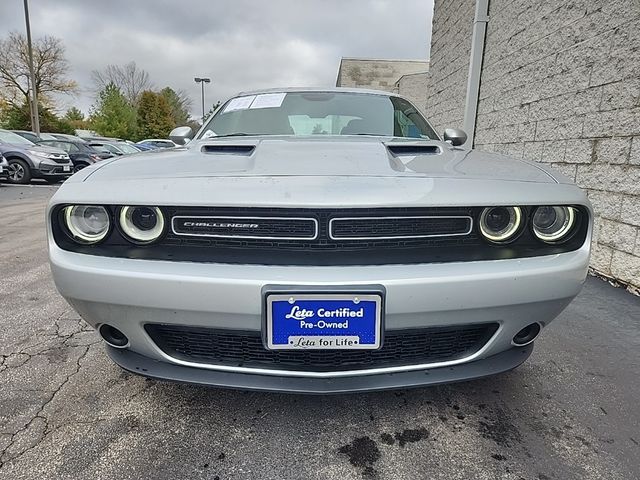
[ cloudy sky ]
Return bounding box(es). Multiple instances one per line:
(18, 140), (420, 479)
(0, 0), (433, 119)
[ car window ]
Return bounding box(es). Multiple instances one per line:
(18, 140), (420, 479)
(115, 143), (140, 154)
(52, 141), (72, 152)
(15, 131), (39, 142)
(199, 92), (438, 139)
(97, 144), (120, 154)
(0, 130), (35, 145)
(391, 97), (432, 139)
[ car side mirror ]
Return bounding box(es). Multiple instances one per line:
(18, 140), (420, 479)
(169, 126), (194, 146)
(443, 128), (467, 147)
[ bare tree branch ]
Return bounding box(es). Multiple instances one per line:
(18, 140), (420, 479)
(0, 32), (77, 107)
(91, 61), (152, 105)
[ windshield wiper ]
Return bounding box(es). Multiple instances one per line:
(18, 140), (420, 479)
(207, 133), (272, 138)
(350, 133), (388, 137)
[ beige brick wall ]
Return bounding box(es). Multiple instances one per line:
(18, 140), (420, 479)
(426, 0), (640, 289)
(395, 72), (429, 114)
(424, 0), (476, 132)
(336, 59), (428, 93)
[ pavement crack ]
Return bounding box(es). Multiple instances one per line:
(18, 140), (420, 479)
(0, 344), (93, 466)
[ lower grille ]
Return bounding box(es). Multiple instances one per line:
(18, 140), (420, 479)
(145, 323), (499, 372)
(330, 215), (472, 239)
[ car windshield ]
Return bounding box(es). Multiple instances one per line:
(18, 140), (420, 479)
(115, 142), (141, 154)
(0, 130), (35, 145)
(198, 92), (438, 140)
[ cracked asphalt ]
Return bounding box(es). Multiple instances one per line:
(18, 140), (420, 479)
(0, 183), (639, 480)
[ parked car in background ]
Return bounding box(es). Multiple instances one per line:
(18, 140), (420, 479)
(37, 139), (110, 172)
(129, 142), (158, 151)
(0, 152), (8, 180)
(0, 129), (73, 184)
(49, 133), (89, 143)
(82, 136), (123, 142)
(134, 142), (161, 151)
(136, 138), (177, 149)
(87, 141), (142, 156)
(11, 130), (58, 143)
(48, 88), (593, 393)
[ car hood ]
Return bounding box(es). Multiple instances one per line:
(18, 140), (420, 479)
(82, 136), (560, 184)
(0, 143), (67, 155)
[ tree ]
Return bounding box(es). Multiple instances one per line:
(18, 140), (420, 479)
(0, 32), (77, 107)
(1, 100), (74, 133)
(89, 83), (137, 139)
(91, 62), (152, 106)
(136, 90), (175, 140)
(202, 101), (222, 123)
(64, 106), (88, 130)
(160, 87), (192, 126)
(64, 106), (83, 122)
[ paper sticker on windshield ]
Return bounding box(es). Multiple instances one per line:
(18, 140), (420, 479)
(223, 95), (256, 112)
(249, 93), (286, 109)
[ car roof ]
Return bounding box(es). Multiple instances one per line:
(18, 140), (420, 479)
(234, 86), (397, 97)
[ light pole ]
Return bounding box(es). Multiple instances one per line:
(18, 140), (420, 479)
(23, 0), (40, 135)
(194, 77), (211, 124)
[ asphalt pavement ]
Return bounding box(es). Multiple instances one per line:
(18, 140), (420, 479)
(0, 184), (639, 480)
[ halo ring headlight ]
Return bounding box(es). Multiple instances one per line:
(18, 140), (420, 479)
(532, 206), (576, 242)
(64, 205), (110, 244)
(119, 206), (165, 244)
(479, 206), (522, 243)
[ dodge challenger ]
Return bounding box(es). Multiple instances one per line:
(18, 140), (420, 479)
(47, 88), (592, 393)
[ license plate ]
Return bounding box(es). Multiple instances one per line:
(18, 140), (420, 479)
(265, 292), (383, 350)
(63, 165), (71, 172)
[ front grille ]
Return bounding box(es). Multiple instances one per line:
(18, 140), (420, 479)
(144, 323), (499, 372)
(330, 215), (471, 239)
(51, 156), (69, 164)
(51, 204), (590, 265)
(163, 206), (481, 252)
(172, 215), (317, 239)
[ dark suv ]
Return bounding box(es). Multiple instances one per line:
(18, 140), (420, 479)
(37, 139), (110, 172)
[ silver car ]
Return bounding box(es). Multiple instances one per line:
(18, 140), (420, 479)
(48, 88), (592, 393)
(0, 152), (8, 178)
(0, 129), (74, 184)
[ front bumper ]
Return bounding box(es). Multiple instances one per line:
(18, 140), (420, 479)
(49, 235), (590, 390)
(34, 165), (73, 178)
(108, 343), (534, 393)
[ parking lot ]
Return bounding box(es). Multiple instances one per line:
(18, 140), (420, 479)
(0, 184), (638, 480)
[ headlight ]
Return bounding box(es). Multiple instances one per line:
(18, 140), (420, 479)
(532, 206), (576, 242)
(27, 150), (55, 159)
(64, 205), (110, 244)
(27, 149), (47, 157)
(119, 206), (165, 244)
(479, 206), (522, 242)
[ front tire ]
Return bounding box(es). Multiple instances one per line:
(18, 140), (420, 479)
(6, 159), (31, 184)
(73, 162), (88, 173)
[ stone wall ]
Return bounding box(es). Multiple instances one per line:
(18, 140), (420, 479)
(424, 0), (476, 132)
(336, 58), (428, 93)
(395, 72), (429, 114)
(425, 0), (640, 290)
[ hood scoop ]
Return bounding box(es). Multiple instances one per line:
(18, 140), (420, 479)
(201, 144), (255, 155)
(386, 144), (441, 156)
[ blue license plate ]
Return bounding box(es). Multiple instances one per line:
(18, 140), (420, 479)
(265, 293), (382, 350)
